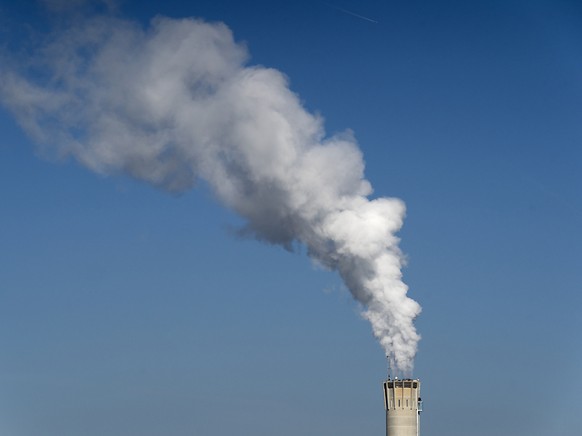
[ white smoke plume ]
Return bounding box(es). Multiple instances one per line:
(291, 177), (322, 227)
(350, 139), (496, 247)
(0, 15), (421, 372)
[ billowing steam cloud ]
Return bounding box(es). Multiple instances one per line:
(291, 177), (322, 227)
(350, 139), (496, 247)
(0, 15), (421, 372)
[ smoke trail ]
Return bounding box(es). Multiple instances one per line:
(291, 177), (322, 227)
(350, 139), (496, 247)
(0, 15), (421, 372)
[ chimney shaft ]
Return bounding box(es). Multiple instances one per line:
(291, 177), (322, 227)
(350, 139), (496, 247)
(382, 379), (422, 436)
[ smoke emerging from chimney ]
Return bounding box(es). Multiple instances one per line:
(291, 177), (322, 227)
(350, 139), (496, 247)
(0, 15), (421, 373)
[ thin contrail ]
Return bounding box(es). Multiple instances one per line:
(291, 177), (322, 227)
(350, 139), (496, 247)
(326, 3), (379, 24)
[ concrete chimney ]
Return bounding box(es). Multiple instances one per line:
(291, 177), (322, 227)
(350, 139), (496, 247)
(383, 378), (422, 436)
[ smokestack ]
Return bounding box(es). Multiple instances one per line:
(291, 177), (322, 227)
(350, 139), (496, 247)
(383, 377), (422, 436)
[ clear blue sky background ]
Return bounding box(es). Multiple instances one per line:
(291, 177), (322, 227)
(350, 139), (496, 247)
(1, 1), (581, 435)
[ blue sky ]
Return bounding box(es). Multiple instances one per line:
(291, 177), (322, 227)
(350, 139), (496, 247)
(1, 1), (581, 435)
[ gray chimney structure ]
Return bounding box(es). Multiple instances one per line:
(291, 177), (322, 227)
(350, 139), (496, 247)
(382, 378), (422, 436)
